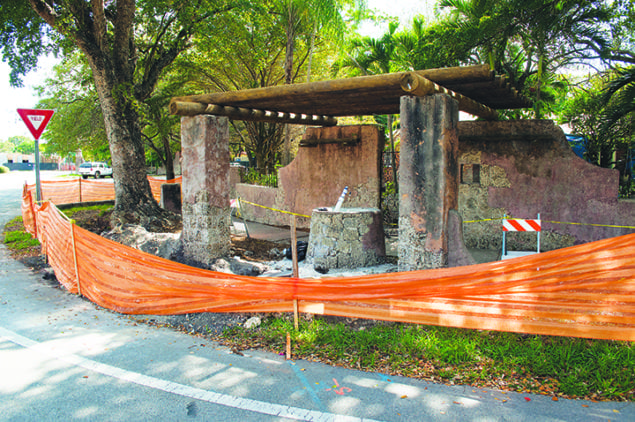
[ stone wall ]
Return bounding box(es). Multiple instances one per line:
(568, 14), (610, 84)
(234, 119), (634, 252)
(236, 125), (384, 229)
(458, 120), (635, 250)
(306, 208), (385, 270)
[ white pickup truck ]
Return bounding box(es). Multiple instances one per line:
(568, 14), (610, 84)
(78, 162), (113, 179)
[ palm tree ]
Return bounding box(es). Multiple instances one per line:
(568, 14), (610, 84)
(273, 0), (359, 165)
(603, 66), (635, 127)
(438, 0), (511, 70)
(513, 0), (611, 117)
(439, 0), (612, 118)
(274, 0), (356, 84)
(334, 21), (402, 190)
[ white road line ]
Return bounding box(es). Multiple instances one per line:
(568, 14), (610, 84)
(0, 326), (384, 422)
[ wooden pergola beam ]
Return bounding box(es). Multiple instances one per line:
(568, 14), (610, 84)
(171, 72), (408, 108)
(169, 101), (338, 126)
(169, 66), (513, 123)
(400, 73), (498, 120)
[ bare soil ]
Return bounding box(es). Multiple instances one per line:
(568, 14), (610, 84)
(69, 208), (285, 261)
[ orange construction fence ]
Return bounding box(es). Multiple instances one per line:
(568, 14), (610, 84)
(25, 176), (182, 205)
(21, 185), (635, 342)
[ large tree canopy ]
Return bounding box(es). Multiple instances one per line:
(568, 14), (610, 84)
(1, 0), (236, 229)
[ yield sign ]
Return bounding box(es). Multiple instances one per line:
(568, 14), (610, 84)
(17, 108), (55, 140)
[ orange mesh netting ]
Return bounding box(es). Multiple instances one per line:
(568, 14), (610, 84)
(148, 176), (182, 202)
(20, 187), (635, 341)
(26, 176), (181, 205)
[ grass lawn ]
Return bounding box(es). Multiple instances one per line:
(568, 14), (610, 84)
(219, 314), (634, 402)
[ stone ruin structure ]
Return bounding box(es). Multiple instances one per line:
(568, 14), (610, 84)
(168, 65), (635, 271)
(306, 207), (385, 270)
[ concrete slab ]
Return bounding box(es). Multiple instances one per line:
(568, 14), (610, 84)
(502, 251), (540, 260)
(231, 217), (309, 243)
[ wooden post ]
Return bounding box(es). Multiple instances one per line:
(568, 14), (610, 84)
(291, 215), (299, 330)
(70, 222), (82, 296)
(286, 332), (291, 360)
(238, 198), (250, 238)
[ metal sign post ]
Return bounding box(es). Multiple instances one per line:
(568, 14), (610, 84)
(17, 109), (55, 202)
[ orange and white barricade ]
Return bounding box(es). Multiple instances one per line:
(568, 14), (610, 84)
(502, 214), (541, 260)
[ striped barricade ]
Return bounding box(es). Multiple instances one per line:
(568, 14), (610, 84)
(502, 214), (541, 259)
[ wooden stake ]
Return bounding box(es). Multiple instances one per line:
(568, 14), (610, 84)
(291, 215), (299, 277)
(293, 299), (299, 331)
(291, 216), (300, 330)
(70, 222), (82, 296)
(286, 332), (291, 360)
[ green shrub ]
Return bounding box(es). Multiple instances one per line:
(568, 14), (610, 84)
(242, 168), (278, 187)
(0, 165), (9, 174)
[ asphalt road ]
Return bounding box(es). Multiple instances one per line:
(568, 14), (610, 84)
(0, 170), (632, 421)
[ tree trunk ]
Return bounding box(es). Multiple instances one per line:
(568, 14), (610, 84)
(284, 9), (296, 85)
(282, 11), (297, 166)
(163, 136), (175, 181)
(307, 23), (317, 83)
(535, 54), (544, 119)
(387, 114), (398, 193)
(89, 59), (178, 231)
(26, 0), (180, 231)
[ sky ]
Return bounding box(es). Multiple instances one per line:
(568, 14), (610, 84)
(0, 56), (59, 140)
(0, 1), (437, 141)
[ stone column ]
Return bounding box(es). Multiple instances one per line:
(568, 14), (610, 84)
(180, 115), (231, 268)
(307, 207), (385, 270)
(398, 94), (459, 271)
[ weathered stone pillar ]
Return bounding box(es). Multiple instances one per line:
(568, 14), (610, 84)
(180, 115), (231, 267)
(399, 94), (459, 271)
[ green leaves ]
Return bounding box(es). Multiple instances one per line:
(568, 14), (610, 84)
(0, 0), (57, 86)
(560, 69), (634, 196)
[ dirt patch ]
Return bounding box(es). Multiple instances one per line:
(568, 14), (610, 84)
(70, 209), (283, 261)
(230, 235), (289, 261)
(70, 209), (113, 234)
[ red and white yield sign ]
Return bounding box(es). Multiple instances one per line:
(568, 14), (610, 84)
(17, 108), (55, 140)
